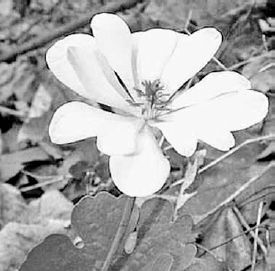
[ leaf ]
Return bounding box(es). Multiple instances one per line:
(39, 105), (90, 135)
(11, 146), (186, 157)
(0, 183), (73, 227)
(28, 189), (73, 223)
(0, 0), (13, 16)
(179, 132), (274, 223)
(17, 113), (52, 143)
(186, 255), (226, 271)
(242, 51), (275, 93)
(142, 253), (173, 271)
(0, 147), (50, 181)
(20, 193), (197, 271)
(0, 61), (36, 103)
(113, 198), (197, 271)
(257, 141), (275, 161)
(0, 185), (73, 271)
(20, 192), (135, 271)
(28, 84), (52, 119)
(0, 183), (28, 228)
(144, 0), (250, 30)
(0, 222), (68, 271)
(18, 84), (53, 143)
(201, 207), (251, 271)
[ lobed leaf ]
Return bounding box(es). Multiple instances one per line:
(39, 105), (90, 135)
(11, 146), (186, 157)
(20, 192), (197, 271)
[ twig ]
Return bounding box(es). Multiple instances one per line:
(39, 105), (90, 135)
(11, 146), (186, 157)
(102, 196), (136, 271)
(0, 0), (143, 62)
(198, 134), (275, 175)
(238, 185), (275, 208)
(206, 224), (264, 252)
(212, 57), (228, 71)
(184, 10), (193, 30)
(196, 243), (222, 262)
(0, 105), (25, 117)
(233, 205), (267, 255)
(227, 53), (268, 70)
(20, 176), (67, 192)
(251, 201), (264, 271)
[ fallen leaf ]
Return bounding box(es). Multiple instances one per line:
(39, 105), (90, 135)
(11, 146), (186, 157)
(0, 147), (50, 181)
(0, 185), (73, 271)
(242, 51), (275, 93)
(201, 207), (251, 271)
(0, 61), (36, 104)
(144, 0), (250, 31)
(28, 84), (52, 119)
(179, 133), (274, 223)
(0, 0), (13, 17)
(0, 183), (28, 228)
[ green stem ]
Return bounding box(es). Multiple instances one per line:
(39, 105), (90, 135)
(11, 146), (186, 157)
(102, 196), (136, 271)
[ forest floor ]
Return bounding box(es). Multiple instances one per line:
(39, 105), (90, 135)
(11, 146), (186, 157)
(0, 0), (274, 270)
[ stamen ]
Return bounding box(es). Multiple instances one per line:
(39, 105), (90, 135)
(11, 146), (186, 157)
(133, 79), (174, 120)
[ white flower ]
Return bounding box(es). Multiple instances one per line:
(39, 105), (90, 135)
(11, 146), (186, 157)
(47, 13), (268, 197)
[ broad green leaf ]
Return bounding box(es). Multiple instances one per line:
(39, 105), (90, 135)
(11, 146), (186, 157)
(112, 198), (197, 271)
(20, 193), (197, 271)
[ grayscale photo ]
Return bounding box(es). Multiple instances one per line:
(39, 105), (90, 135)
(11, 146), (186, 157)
(0, 0), (274, 270)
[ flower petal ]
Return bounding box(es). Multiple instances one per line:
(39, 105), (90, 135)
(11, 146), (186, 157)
(46, 34), (92, 98)
(196, 126), (235, 151)
(167, 89), (268, 151)
(161, 28), (222, 93)
(109, 127), (170, 197)
(200, 90), (269, 132)
(49, 101), (97, 144)
(46, 34), (133, 112)
(155, 121), (198, 157)
(179, 90), (269, 132)
(172, 71), (251, 108)
(91, 13), (137, 100)
(49, 101), (142, 155)
(136, 29), (179, 84)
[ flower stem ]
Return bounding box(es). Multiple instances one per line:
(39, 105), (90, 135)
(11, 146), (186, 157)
(102, 196), (136, 271)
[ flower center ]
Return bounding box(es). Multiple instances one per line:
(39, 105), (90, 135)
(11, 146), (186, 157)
(132, 80), (170, 121)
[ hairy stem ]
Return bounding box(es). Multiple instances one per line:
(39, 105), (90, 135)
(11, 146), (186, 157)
(102, 196), (136, 271)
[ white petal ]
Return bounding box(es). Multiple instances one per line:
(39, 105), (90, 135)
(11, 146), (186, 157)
(168, 89), (268, 151)
(136, 29), (179, 83)
(96, 117), (144, 156)
(161, 28), (222, 93)
(46, 34), (92, 98)
(46, 34), (133, 112)
(200, 90), (269, 132)
(155, 121), (198, 157)
(91, 13), (137, 100)
(131, 32), (142, 88)
(196, 126), (235, 151)
(176, 90), (269, 132)
(172, 71), (251, 108)
(49, 102), (142, 155)
(109, 127), (170, 197)
(49, 101), (97, 144)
